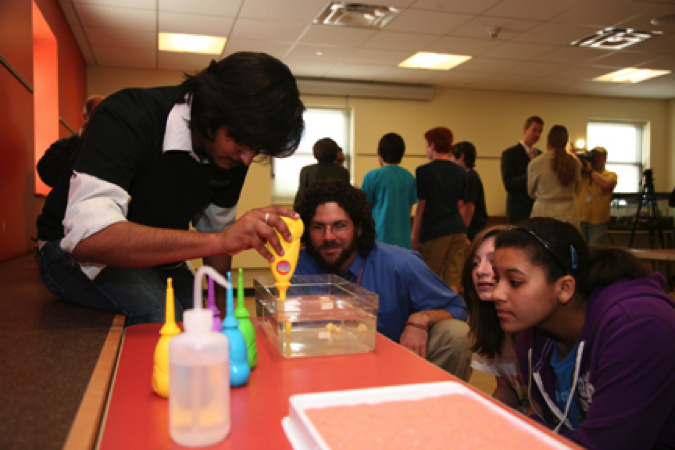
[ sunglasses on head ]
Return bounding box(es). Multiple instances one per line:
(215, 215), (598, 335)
(509, 227), (577, 276)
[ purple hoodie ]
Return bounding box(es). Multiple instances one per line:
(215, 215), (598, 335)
(517, 273), (675, 449)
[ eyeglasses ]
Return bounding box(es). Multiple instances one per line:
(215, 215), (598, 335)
(510, 227), (569, 275)
(309, 221), (353, 236)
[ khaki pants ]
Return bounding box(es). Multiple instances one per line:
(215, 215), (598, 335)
(419, 233), (467, 290)
(427, 318), (472, 382)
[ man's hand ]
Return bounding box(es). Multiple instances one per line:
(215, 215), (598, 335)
(400, 312), (432, 358)
(217, 206), (300, 261)
(400, 325), (429, 358)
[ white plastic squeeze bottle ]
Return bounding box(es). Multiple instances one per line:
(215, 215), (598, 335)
(169, 266), (230, 447)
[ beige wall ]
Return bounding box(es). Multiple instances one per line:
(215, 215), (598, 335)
(88, 66), (674, 276)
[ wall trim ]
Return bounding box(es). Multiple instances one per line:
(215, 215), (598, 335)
(59, 117), (76, 134)
(297, 78), (434, 101)
(0, 53), (33, 93)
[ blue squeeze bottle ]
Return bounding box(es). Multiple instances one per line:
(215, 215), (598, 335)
(221, 272), (250, 387)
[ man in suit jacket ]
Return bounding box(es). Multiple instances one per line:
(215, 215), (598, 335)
(500, 116), (544, 225)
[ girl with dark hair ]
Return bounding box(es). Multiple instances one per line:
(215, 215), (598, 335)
(461, 225), (529, 412)
(491, 217), (675, 449)
(527, 125), (581, 230)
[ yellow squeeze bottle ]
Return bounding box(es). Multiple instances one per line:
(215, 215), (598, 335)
(266, 217), (304, 336)
(152, 278), (181, 398)
(267, 216), (304, 301)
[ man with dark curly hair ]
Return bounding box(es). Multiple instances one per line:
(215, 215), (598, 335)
(295, 179), (472, 381)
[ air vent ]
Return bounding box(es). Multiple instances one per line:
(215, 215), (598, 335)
(315, 2), (399, 29)
(570, 28), (661, 50)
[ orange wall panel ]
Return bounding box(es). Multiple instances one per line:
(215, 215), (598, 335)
(0, 0), (86, 262)
(33, 0), (59, 197)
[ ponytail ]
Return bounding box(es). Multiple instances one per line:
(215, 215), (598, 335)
(552, 148), (578, 187)
(547, 125), (577, 187)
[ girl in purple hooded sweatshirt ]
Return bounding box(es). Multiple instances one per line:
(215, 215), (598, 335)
(491, 217), (675, 450)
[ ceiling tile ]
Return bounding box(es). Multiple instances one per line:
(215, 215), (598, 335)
(93, 46), (157, 68)
(483, 0), (583, 21)
(86, 28), (156, 49)
(590, 50), (662, 69)
(625, 35), (675, 56)
(231, 18), (308, 42)
(639, 56), (675, 71)
(325, 63), (390, 80)
(552, 0), (656, 28)
(514, 76), (579, 92)
(386, 9), (474, 35)
(615, 4), (675, 33)
(450, 15), (542, 41)
(73, 0), (156, 9)
(372, 67), (439, 83)
(424, 36), (500, 55)
(501, 61), (567, 76)
(535, 46), (610, 64)
(300, 25), (378, 47)
(59, 0), (675, 99)
(285, 44), (355, 63)
(469, 72), (539, 87)
(363, 31), (439, 51)
(428, 69), (492, 84)
(282, 58), (334, 78)
(238, 0), (326, 22)
(75, 3), (156, 31)
(158, 0), (242, 16)
(345, 48), (415, 65)
(557, 80), (629, 96)
(223, 39), (293, 60)
(449, 57), (518, 73)
(480, 42), (558, 61)
(410, 0), (502, 15)
(382, 0), (418, 7)
(158, 12), (235, 36)
(557, 65), (620, 79)
(513, 22), (602, 45)
(157, 52), (215, 71)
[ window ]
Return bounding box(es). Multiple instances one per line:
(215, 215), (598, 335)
(586, 121), (646, 193)
(271, 107), (352, 203)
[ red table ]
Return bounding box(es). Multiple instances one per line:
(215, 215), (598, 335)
(99, 322), (580, 449)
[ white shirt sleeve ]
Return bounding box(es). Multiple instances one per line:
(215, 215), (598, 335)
(193, 204), (237, 233)
(61, 171), (130, 279)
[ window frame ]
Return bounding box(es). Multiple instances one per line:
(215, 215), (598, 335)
(270, 105), (353, 204)
(586, 119), (648, 193)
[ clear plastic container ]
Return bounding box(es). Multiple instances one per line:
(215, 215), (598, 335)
(255, 274), (378, 358)
(169, 309), (230, 447)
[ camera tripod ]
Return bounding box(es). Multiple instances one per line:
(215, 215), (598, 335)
(629, 169), (665, 248)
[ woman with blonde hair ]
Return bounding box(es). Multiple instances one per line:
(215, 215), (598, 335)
(462, 225), (529, 412)
(527, 125), (581, 230)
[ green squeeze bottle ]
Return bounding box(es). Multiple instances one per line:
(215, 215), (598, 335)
(234, 267), (258, 368)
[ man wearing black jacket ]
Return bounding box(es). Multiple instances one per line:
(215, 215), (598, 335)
(500, 116), (543, 225)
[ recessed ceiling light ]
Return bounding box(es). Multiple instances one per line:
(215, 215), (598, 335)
(398, 52), (471, 70)
(570, 28), (661, 50)
(593, 67), (671, 83)
(158, 33), (226, 55)
(315, 2), (399, 29)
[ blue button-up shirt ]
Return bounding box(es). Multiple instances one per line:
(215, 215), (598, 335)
(295, 243), (467, 343)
